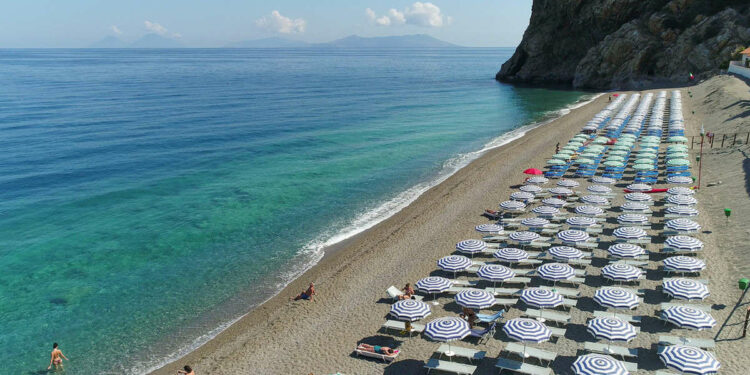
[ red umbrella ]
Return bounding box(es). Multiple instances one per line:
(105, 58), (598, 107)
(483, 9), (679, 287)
(613, 93), (620, 97)
(523, 168), (543, 175)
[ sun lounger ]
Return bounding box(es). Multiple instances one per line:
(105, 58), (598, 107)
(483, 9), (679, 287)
(476, 309), (505, 323)
(504, 342), (557, 365)
(437, 344), (486, 363)
(495, 298), (519, 307)
(659, 302), (711, 312)
(658, 335), (715, 349)
(663, 277), (709, 285)
(495, 357), (551, 375)
(548, 326), (566, 338)
(503, 276), (532, 285)
(584, 342), (638, 359)
(655, 371), (680, 375)
(562, 276), (586, 284)
(355, 346), (400, 363)
(469, 322), (496, 344)
(486, 287), (522, 296)
(609, 259), (649, 268)
(538, 285), (581, 298)
(592, 310), (642, 324)
(448, 279), (478, 286)
(381, 320), (424, 337)
(523, 309), (571, 325)
(561, 298), (578, 309)
(425, 358), (477, 375)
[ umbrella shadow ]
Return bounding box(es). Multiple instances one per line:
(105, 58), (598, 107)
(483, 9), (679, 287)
(576, 297), (597, 313)
(642, 289), (667, 305)
(384, 359), (424, 374)
(564, 323), (590, 343)
(550, 355), (578, 375)
(639, 315), (672, 334)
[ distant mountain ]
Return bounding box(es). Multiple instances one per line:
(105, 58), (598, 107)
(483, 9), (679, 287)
(89, 36), (128, 48)
(130, 33), (184, 48)
(226, 37), (310, 48)
(321, 34), (459, 48)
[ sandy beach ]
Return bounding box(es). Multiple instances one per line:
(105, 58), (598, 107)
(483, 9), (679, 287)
(153, 75), (750, 375)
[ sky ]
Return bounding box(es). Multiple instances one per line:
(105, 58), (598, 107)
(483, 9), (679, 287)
(0, 0), (532, 48)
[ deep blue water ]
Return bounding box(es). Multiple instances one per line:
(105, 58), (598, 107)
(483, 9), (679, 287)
(0, 48), (588, 374)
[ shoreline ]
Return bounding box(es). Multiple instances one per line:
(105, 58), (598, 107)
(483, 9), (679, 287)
(150, 91), (606, 374)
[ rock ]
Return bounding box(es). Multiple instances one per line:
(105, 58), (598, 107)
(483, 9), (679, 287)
(497, 0), (750, 89)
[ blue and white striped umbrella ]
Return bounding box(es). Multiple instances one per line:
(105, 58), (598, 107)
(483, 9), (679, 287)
(455, 289), (496, 309)
(667, 176), (694, 184)
(665, 219), (701, 233)
(616, 214), (649, 225)
(424, 317), (471, 343)
(389, 299), (431, 321)
(500, 200), (526, 211)
(591, 176), (616, 184)
(607, 243), (646, 258)
(526, 176), (549, 185)
(509, 231), (541, 243)
(587, 185), (612, 195)
(557, 179), (580, 188)
(477, 264), (515, 284)
(549, 187), (574, 196)
(594, 288), (639, 310)
(572, 354), (629, 375)
(415, 276), (453, 293)
(520, 288), (563, 308)
(575, 205), (604, 216)
(537, 263), (575, 281)
(620, 201), (650, 213)
(663, 278), (710, 300)
(548, 246), (584, 260)
(662, 306), (716, 330)
(542, 197), (567, 208)
(494, 248), (529, 263)
(587, 317), (637, 342)
(581, 195), (609, 206)
(521, 217), (550, 228)
(510, 191), (535, 202)
(666, 206), (699, 217)
(659, 345), (720, 374)
(437, 255), (472, 275)
(601, 264), (643, 282)
(567, 216), (598, 228)
(624, 193), (652, 202)
(520, 184), (543, 194)
(664, 256), (706, 273)
(532, 205), (560, 217)
(626, 183), (652, 192)
(503, 318), (551, 344)
(613, 226), (648, 240)
(667, 187), (695, 196)
(455, 239), (487, 255)
(557, 229), (590, 243)
(665, 236), (704, 251)
(475, 223), (503, 234)
(667, 194), (697, 206)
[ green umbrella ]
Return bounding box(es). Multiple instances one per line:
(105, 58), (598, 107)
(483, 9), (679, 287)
(667, 158), (690, 166)
(603, 160), (625, 167)
(563, 145), (579, 151)
(638, 151), (657, 156)
(608, 150), (628, 156)
(666, 152), (688, 159)
(586, 145), (606, 151)
(592, 136), (610, 144)
(613, 145), (632, 151)
(668, 144), (688, 150)
(641, 135), (660, 141)
(568, 141), (584, 146)
(635, 158), (655, 165)
(557, 149), (575, 155)
(668, 136), (688, 143)
(576, 158), (595, 165)
(547, 159), (566, 165)
(552, 153), (571, 160)
(639, 142), (660, 147)
(580, 153), (600, 159)
(606, 155), (626, 162)
(619, 134), (636, 139)
(633, 164), (655, 171)
(573, 134), (589, 140)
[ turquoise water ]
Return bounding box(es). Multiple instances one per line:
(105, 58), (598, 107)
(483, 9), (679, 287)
(0, 48), (588, 373)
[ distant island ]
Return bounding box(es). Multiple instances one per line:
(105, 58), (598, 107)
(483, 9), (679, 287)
(89, 34), (460, 49)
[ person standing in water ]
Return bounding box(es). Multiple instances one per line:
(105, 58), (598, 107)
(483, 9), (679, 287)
(47, 342), (68, 371)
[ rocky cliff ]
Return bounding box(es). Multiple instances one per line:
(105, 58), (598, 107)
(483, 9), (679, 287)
(497, 0), (750, 89)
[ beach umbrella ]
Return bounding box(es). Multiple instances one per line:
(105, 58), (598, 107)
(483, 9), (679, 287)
(612, 144), (632, 151)
(613, 226), (648, 241)
(415, 276), (453, 305)
(668, 176), (694, 184)
(591, 176), (616, 184)
(520, 185), (543, 194)
(575, 205), (604, 217)
(557, 179), (580, 188)
(551, 153), (572, 160)
(667, 152), (689, 159)
(667, 187), (695, 196)
(616, 214), (649, 226)
(620, 201), (650, 213)
(521, 217), (550, 229)
(547, 159), (566, 165)
(557, 149), (575, 155)
(667, 195), (697, 206)
(475, 223), (503, 234)
(665, 219), (701, 233)
(548, 246), (584, 261)
(536, 263), (575, 283)
(634, 158), (656, 165)
(557, 229), (590, 244)
(587, 144), (606, 151)
(594, 288), (639, 311)
(587, 317), (637, 352)
(603, 160), (625, 168)
(581, 195), (609, 206)
(542, 197), (567, 208)
(509, 231), (541, 244)
(607, 150), (628, 156)
(390, 299), (431, 322)
(667, 158), (690, 166)
(581, 152), (601, 159)
(437, 255), (472, 278)
(668, 136), (688, 143)
(572, 354), (629, 375)
(659, 345), (720, 374)
(661, 306), (716, 330)
(633, 164), (654, 171)
(602, 264), (643, 282)
(624, 193), (652, 203)
(510, 191), (535, 202)
(665, 206), (699, 217)
(500, 200), (526, 212)
(593, 136), (610, 144)
(424, 317), (471, 356)
(532, 206), (559, 218)
(566, 216), (597, 228)
(455, 289), (496, 310)
(626, 183), (652, 192)
(477, 264), (515, 288)
(665, 236), (704, 252)
(576, 158), (596, 165)
(668, 144), (688, 150)
(663, 278), (710, 300)
(587, 185), (612, 195)
(455, 239), (487, 256)
(664, 256), (706, 273)
(502, 318), (552, 358)
(607, 243), (646, 259)
(520, 288), (563, 322)
(641, 136), (660, 142)
(526, 176), (549, 185)
(523, 168), (543, 175)
(549, 187), (574, 196)
(494, 248), (529, 263)
(568, 141), (584, 147)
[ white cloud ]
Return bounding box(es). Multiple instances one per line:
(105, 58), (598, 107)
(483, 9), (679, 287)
(255, 10), (306, 34)
(366, 2), (449, 28)
(110, 25), (123, 35)
(144, 20), (181, 38)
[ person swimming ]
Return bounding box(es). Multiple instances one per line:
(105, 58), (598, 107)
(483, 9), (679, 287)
(293, 282), (316, 301)
(47, 342), (68, 371)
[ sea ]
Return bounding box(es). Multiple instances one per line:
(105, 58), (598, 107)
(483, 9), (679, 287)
(0, 48), (591, 374)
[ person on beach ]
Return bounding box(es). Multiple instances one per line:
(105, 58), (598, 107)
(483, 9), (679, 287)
(357, 343), (396, 355)
(293, 282), (316, 301)
(47, 342), (68, 371)
(397, 283), (415, 300)
(177, 365), (195, 375)
(555, 142), (560, 153)
(460, 307), (477, 328)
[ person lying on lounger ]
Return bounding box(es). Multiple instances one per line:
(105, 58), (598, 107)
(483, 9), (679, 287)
(460, 307), (477, 328)
(293, 282), (316, 301)
(358, 343), (396, 356)
(397, 283), (415, 300)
